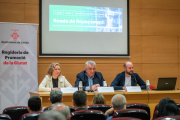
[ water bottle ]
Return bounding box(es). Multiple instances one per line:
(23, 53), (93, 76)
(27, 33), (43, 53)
(146, 80), (150, 91)
(103, 81), (107, 87)
(79, 81), (83, 91)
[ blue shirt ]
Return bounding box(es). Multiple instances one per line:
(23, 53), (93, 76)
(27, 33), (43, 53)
(85, 73), (94, 90)
(105, 115), (113, 120)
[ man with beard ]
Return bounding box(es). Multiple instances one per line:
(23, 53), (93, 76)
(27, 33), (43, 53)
(110, 61), (146, 90)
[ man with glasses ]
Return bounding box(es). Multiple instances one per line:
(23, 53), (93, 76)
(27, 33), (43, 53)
(75, 60), (105, 91)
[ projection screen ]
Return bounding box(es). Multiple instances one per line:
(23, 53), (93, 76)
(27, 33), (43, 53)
(39, 0), (129, 57)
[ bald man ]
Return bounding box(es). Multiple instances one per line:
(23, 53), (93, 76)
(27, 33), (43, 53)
(110, 61), (146, 90)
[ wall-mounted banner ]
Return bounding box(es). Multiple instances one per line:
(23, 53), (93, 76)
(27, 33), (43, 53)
(0, 22), (38, 112)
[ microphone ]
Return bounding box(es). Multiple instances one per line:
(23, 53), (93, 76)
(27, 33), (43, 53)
(132, 74), (137, 84)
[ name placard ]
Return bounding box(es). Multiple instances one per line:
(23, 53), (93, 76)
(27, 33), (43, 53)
(61, 88), (78, 93)
(97, 87), (114, 93)
(126, 86), (142, 92)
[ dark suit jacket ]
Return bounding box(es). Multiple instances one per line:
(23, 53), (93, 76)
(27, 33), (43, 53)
(110, 71), (146, 90)
(75, 71), (105, 90)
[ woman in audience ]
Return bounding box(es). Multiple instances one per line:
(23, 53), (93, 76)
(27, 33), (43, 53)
(39, 62), (72, 91)
(92, 94), (106, 104)
(157, 97), (180, 117)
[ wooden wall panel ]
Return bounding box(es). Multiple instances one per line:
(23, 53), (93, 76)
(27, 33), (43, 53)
(142, 64), (179, 89)
(24, 0), (39, 4)
(0, 0), (24, 3)
(179, 37), (180, 63)
(179, 64), (180, 89)
(142, 36), (178, 63)
(142, 9), (180, 36)
(142, 0), (180, 9)
(24, 4), (39, 23)
(129, 36), (142, 63)
(130, 8), (141, 35)
(0, 3), (24, 23)
(129, 0), (141, 8)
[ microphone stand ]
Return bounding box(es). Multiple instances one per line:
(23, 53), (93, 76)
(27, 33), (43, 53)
(88, 85), (94, 92)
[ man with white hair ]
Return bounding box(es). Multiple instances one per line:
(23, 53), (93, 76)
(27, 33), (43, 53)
(52, 103), (70, 120)
(110, 61), (146, 90)
(38, 110), (66, 120)
(75, 60), (105, 91)
(105, 94), (126, 119)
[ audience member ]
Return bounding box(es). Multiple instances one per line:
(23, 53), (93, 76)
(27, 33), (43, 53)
(28, 96), (42, 113)
(38, 110), (66, 120)
(42, 89), (63, 111)
(157, 97), (180, 118)
(52, 103), (70, 120)
(73, 91), (88, 111)
(92, 94), (106, 104)
(50, 89), (63, 104)
(105, 94), (126, 119)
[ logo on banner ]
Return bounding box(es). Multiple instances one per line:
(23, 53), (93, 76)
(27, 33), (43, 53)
(1, 29), (29, 44)
(11, 29), (20, 41)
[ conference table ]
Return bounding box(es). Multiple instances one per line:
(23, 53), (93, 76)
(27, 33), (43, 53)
(30, 90), (180, 120)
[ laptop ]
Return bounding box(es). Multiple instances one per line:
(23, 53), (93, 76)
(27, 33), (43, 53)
(155, 77), (177, 90)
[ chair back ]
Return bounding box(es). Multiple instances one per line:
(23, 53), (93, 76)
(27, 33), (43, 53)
(68, 106), (75, 113)
(0, 114), (11, 120)
(150, 85), (156, 89)
(87, 104), (112, 113)
(126, 103), (150, 116)
(154, 115), (180, 120)
(20, 112), (42, 120)
(113, 108), (150, 120)
(71, 110), (106, 120)
(43, 106), (53, 111)
(3, 106), (29, 120)
(153, 110), (159, 119)
(109, 117), (141, 120)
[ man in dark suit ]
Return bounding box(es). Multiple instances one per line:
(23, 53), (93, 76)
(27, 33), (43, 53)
(110, 61), (146, 90)
(75, 60), (105, 91)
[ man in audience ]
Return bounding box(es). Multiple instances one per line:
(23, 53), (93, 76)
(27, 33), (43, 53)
(52, 103), (71, 120)
(105, 94), (126, 119)
(110, 61), (146, 90)
(38, 110), (66, 120)
(42, 89), (63, 111)
(73, 91), (88, 111)
(28, 96), (42, 113)
(75, 60), (105, 91)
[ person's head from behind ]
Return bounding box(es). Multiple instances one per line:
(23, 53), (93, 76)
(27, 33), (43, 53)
(28, 96), (42, 113)
(158, 97), (179, 117)
(47, 62), (61, 78)
(85, 60), (96, 78)
(73, 91), (87, 108)
(50, 90), (63, 104)
(38, 110), (66, 120)
(92, 94), (106, 104)
(52, 103), (70, 120)
(111, 94), (126, 110)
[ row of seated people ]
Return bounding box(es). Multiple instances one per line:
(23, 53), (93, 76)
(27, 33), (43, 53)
(1, 90), (180, 120)
(39, 61), (147, 92)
